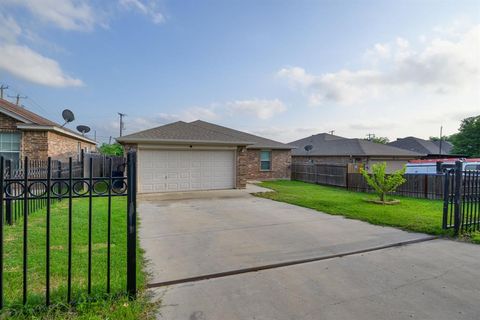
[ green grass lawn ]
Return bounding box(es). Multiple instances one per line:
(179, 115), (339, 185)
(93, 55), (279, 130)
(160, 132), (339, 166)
(256, 180), (455, 237)
(1, 197), (158, 319)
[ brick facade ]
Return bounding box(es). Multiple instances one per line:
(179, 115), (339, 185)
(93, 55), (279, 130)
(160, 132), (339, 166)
(0, 112), (96, 161)
(22, 131), (49, 160)
(47, 131), (95, 160)
(236, 146), (247, 188)
(0, 113), (18, 131)
(246, 149), (291, 180)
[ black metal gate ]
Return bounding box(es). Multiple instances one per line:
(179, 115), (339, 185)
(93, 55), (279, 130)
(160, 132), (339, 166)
(443, 161), (480, 234)
(0, 151), (137, 309)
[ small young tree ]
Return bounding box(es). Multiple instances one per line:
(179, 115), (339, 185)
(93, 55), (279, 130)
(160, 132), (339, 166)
(361, 162), (406, 203)
(99, 143), (124, 156)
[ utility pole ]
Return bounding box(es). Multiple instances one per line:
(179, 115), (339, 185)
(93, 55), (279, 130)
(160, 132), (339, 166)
(118, 112), (126, 137)
(109, 136), (112, 144)
(439, 126), (443, 155)
(8, 94), (27, 106)
(0, 85), (8, 99)
(94, 130), (97, 141)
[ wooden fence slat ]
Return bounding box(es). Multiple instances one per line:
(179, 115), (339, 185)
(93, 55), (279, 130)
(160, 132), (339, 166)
(292, 163), (445, 199)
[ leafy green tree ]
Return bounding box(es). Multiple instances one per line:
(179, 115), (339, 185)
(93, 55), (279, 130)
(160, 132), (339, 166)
(361, 162), (406, 203)
(365, 136), (390, 144)
(99, 143), (124, 156)
(429, 136), (451, 142)
(450, 115), (480, 157)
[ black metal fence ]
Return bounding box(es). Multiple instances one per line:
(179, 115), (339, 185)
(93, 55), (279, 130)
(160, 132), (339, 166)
(443, 162), (480, 234)
(0, 151), (137, 309)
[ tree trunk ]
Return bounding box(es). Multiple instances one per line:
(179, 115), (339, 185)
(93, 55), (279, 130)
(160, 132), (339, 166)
(380, 192), (385, 203)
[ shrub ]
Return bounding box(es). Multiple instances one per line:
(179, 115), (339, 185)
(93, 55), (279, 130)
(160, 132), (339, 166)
(361, 162), (406, 203)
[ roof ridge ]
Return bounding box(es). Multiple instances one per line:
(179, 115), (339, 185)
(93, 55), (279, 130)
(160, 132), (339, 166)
(190, 120), (293, 148)
(120, 121), (187, 139)
(0, 98), (59, 126)
(189, 120), (246, 141)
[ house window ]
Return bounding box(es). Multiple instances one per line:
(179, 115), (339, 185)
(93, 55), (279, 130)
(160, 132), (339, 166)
(0, 132), (21, 164)
(260, 150), (271, 171)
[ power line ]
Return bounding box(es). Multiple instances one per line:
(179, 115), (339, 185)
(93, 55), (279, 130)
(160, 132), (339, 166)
(8, 94), (28, 106)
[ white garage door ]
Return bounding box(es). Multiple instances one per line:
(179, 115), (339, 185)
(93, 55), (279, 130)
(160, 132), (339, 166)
(138, 149), (235, 193)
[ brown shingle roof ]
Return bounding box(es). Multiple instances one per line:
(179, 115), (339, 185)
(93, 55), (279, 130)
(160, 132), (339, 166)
(0, 98), (58, 126)
(190, 120), (293, 149)
(0, 98), (95, 143)
(117, 120), (293, 149)
(117, 121), (255, 145)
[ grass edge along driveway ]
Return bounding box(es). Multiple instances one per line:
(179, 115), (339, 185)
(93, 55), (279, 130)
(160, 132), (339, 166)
(256, 180), (454, 237)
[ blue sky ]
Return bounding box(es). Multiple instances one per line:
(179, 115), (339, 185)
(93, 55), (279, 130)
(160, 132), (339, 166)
(0, 0), (479, 143)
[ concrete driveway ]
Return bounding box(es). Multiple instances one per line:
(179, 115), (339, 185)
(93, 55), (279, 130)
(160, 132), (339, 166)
(139, 185), (480, 320)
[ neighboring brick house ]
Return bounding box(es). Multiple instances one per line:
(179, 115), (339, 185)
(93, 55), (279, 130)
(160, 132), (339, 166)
(0, 98), (96, 163)
(290, 133), (423, 173)
(117, 120), (293, 193)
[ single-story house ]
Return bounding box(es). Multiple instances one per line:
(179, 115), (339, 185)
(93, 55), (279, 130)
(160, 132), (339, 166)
(388, 136), (454, 157)
(116, 120), (293, 193)
(289, 133), (423, 173)
(0, 98), (96, 162)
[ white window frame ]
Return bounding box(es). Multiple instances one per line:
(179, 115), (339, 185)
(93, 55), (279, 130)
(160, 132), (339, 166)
(260, 150), (272, 171)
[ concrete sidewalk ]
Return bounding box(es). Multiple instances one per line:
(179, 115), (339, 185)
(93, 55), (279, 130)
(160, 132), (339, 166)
(154, 239), (480, 320)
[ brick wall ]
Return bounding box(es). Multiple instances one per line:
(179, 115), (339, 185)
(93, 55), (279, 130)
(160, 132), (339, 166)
(22, 131), (49, 160)
(0, 112), (96, 160)
(246, 149), (291, 180)
(0, 113), (19, 131)
(47, 131), (96, 160)
(236, 146), (247, 188)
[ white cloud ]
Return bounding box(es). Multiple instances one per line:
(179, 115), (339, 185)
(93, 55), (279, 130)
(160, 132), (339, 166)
(278, 24), (480, 106)
(227, 99), (286, 119)
(119, 0), (165, 24)
(0, 13), (22, 43)
(0, 13), (83, 87)
(0, 44), (84, 87)
(1, 0), (97, 31)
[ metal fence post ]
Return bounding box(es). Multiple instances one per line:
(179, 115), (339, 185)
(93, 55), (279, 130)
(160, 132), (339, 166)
(126, 151), (137, 298)
(453, 161), (463, 234)
(5, 160), (12, 225)
(442, 170), (451, 229)
(81, 149), (85, 178)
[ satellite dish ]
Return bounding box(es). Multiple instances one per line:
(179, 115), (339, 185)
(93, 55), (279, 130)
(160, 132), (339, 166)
(61, 109), (75, 127)
(304, 145), (313, 152)
(76, 125), (90, 136)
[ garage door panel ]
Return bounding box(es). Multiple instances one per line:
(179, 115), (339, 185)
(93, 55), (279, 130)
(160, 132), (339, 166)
(139, 149), (235, 193)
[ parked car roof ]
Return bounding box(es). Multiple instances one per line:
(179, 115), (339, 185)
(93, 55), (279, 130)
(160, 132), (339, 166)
(290, 133), (424, 157)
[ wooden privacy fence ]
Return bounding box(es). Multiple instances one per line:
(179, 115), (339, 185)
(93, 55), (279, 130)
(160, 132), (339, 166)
(291, 163), (347, 187)
(292, 163), (446, 199)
